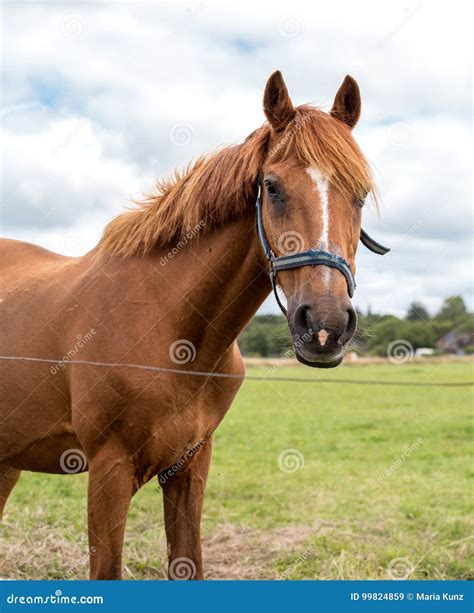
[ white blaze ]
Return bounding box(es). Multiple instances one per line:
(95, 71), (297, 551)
(306, 167), (331, 285)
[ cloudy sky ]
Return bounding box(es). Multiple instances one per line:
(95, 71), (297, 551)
(1, 0), (471, 316)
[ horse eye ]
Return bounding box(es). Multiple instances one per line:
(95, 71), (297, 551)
(356, 196), (366, 208)
(264, 180), (280, 199)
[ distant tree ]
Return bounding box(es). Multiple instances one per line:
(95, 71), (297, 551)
(458, 316), (474, 335)
(363, 305), (381, 327)
(405, 321), (436, 349)
(366, 315), (408, 356)
(240, 327), (270, 357)
(435, 296), (467, 322)
(239, 296), (472, 357)
(238, 314), (291, 357)
(406, 301), (430, 321)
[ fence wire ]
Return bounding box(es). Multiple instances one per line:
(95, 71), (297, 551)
(0, 355), (472, 388)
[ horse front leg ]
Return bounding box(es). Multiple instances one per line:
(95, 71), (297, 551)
(87, 447), (135, 579)
(0, 464), (21, 521)
(161, 438), (212, 580)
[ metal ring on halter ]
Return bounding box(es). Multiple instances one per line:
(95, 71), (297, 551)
(255, 178), (390, 316)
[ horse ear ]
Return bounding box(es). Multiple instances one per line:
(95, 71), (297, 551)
(330, 75), (361, 129)
(263, 70), (295, 132)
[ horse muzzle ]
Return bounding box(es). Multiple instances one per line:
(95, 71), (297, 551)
(289, 300), (357, 368)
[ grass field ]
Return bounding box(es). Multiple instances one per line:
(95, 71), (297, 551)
(1, 361), (472, 580)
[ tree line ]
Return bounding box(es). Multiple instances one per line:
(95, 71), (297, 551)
(238, 296), (474, 357)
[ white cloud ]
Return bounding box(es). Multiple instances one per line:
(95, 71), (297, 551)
(1, 115), (147, 233)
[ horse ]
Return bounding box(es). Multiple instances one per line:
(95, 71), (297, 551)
(0, 71), (383, 579)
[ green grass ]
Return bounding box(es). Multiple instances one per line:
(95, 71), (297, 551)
(1, 362), (472, 579)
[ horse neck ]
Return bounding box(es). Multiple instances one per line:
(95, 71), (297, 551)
(161, 213), (270, 358)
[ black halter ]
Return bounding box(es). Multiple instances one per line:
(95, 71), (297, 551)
(255, 180), (390, 315)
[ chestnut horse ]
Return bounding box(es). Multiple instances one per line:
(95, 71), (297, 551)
(0, 72), (378, 579)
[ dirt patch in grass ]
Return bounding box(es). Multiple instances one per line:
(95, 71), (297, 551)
(0, 523), (91, 580)
(0, 521), (313, 580)
(203, 524), (312, 579)
(2, 518), (472, 580)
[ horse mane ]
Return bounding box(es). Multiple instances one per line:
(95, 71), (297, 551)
(97, 106), (376, 257)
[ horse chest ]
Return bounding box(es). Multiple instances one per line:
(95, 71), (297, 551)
(128, 375), (241, 475)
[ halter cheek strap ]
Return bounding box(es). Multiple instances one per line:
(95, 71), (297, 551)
(359, 228), (390, 255)
(255, 180), (390, 316)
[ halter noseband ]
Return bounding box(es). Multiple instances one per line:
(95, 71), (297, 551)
(255, 180), (390, 315)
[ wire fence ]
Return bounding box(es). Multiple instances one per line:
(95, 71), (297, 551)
(0, 355), (472, 388)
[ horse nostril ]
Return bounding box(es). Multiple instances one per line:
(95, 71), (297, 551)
(292, 304), (312, 336)
(338, 307), (357, 345)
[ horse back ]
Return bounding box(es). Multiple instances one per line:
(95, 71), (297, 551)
(0, 238), (69, 280)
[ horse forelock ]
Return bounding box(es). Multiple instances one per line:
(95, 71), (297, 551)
(269, 106), (377, 203)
